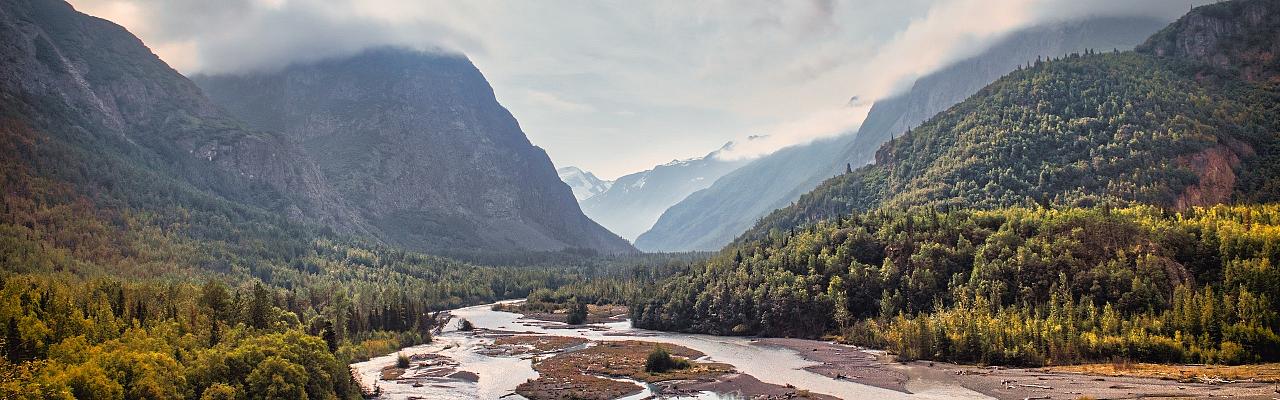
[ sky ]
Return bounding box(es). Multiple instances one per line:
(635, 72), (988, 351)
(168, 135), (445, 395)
(68, 0), (1204, 180)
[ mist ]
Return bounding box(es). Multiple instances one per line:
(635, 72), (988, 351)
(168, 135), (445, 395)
(69, 0), (1207, 179)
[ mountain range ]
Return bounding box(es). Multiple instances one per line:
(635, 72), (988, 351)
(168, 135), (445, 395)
(557, 166), (612, 201)
(634, 16), (1169, 252)
(743, 3), (1280, 239)
(632, 0), (1280, 356)
(577, 142), (751, 241)
(0, 0), (631, 258)
(193, 48), (632, 255)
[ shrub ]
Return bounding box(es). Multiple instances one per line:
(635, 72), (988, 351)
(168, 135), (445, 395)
(458, 319), (474, 331)
(396, 353), (410, 369)
(566, 301), (588, 325)
(644, 347), (689, 373)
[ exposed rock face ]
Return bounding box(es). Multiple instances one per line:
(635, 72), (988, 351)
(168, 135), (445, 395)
(0, 0), (368, 234)
(635, 17), (1166, 252)
(1138, 0), (1280, 83)
(1175, 143), (1252, 209)
(1, 0), (630, 255)
(195, 49), (634, 254)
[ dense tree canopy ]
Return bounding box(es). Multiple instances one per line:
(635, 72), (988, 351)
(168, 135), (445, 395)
(632, 205), (1280, 365)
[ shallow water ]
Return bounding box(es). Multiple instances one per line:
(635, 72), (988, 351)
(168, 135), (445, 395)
(353, 301), (993, 399)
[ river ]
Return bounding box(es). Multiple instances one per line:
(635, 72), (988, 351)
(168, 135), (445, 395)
(351, 301), (993, 399)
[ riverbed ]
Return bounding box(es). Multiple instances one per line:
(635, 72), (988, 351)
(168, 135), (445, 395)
(352, 301), (993, 399)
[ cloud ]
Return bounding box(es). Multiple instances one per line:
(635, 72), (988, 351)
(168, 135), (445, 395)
(713, 102), (871, 161)
(66, 0), (1208, 179)
(524, 89), (595, 113)
(71, 0), (480, 74)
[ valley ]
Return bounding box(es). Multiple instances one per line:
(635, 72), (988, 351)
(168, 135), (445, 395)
(353, 301), (1280, 399)
(3, 0), (1280, 399)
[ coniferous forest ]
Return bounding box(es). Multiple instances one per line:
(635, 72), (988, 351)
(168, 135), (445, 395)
(4, 0), (1280, 398)
(633, 0), (1280, 367)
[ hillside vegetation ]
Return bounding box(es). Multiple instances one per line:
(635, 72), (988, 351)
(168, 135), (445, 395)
(634, 0), (1280, 366)
(634, 205), (1280, 365)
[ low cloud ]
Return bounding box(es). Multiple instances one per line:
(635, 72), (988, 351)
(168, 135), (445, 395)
(67, 0), (1209, 178)
(714, 103), (870, 161)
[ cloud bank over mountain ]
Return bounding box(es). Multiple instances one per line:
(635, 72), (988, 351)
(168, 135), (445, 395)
(70, 0), (1210, 178)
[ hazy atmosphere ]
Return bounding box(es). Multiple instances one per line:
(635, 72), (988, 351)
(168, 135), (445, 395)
(7, 0), (1280, 398)
(71, 0), (1202, 178)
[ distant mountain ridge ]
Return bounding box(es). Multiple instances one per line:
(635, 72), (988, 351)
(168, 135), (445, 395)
(634, 16), (1168, 252)
(741, 0), (1280, 241)
(580, 142), (750, 241)
(194, 48), (634, 254)
(558, 166), (612, 201)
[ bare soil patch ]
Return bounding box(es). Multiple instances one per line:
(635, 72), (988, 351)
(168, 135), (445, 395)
(516, 339), (833, 400)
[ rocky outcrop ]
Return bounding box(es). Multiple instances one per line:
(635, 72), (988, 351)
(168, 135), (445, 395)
(1175, 142), (1254, 209)
(1138, 0), (1280, 82)
(195, 49), (634, 254)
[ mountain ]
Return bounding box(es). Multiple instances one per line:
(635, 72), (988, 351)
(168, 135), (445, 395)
(634, 16), (1167, 252)
(634, 135), (849, 251)
(558, 166), (612, 201)
(194, 48), (634, 255)
(580, 143), (750, 241)
(631, 0), (1280, 366)
(0, 2), (629, 396)
(0, 0), (366, 234)
(743, 1), (1280, 239)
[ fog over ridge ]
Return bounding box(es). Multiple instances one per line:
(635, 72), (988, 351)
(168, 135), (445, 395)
(69, 0), (1210, 179)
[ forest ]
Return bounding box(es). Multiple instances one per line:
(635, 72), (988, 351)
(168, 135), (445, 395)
(745, 48), (1280, 242)
(0, 116), (693, 398)
(631, 205), (1280, 365)
(628, 3), (1280, 367)
(5, 0), (1280, 398)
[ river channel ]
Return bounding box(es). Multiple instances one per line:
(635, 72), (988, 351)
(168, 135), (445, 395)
(351, 301), (992, 399)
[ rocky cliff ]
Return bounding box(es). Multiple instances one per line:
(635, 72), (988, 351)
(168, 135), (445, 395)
(195, 49), (634, 254)
(0, 0), (369, 234)
(1138, 0), (1280, 83)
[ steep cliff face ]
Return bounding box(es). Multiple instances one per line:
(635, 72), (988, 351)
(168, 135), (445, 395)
(1138, 0), (1280, 83)
(195, 49), (634, 254)
(0, 0), (367, 233)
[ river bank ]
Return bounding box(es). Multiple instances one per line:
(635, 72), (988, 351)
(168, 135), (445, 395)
(352, 301), (1279, 399)
(763, 338), (1280, 400)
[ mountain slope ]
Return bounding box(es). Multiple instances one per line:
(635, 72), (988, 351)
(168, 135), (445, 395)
(636, 16), (1166, 252)
(194, 49), (634, 255)
(558, 166), (612, 201)
(0, 0), (367, 234)
(743, 0), (1280, 240)
(631, 0), (1280, 366)
(581, 143), (749, 241)
(635, 135), (849, 251)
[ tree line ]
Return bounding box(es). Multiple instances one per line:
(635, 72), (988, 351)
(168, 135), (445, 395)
(632, 205), (1280, 366)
